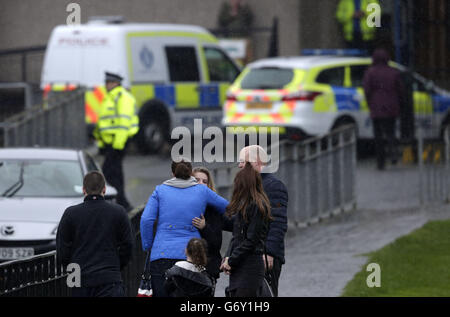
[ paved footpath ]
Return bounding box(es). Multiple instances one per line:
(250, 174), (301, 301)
(215, 160), (450, 297)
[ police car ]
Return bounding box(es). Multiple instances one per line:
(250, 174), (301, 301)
(222, 52), (450, 141)
(41, 17), (241, 154)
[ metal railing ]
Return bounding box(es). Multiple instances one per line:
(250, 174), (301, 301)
(0, 89), (86, 149)
(202, 125), (357, 227)
(417, 126), (450, 205)
(0, 207), (145, 297)
(0, 45), (46, 84)
(276, 125), (357, 226)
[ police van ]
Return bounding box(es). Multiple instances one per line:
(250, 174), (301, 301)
(222, 52), (450, 141)
(41, 18), (241, 153)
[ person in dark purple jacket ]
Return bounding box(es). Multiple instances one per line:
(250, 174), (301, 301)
(363, 48), (405, 170)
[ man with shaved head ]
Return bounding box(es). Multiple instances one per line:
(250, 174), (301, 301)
(237, 145), (288, 297)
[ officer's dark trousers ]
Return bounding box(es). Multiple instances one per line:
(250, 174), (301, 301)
(372, 117), (398, 170)
(102, 149), (131, 210)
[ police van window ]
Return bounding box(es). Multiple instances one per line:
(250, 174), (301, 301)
(316, 67), (345, 86)
(165, 46), (200, 82)
(204, 47), (240, 82)
(350, 65), (368, 87)
(240, 68), (294, 89)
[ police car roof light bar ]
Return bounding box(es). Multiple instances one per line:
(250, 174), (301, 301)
(301, 49), (369, 57)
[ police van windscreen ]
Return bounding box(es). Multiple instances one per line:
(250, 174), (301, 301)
(240, 68), (294, 90)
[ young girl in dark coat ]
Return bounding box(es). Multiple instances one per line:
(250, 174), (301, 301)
(164, 238), (215, 297)
(220, 163), (272, 297)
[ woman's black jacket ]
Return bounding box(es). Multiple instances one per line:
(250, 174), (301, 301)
(225, 203), (270, 268)
(198, 206), (223, 280)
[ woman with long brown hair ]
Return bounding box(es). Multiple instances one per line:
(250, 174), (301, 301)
(220, 162), (272, 297)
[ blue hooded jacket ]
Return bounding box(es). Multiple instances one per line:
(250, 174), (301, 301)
(140, 177), (228, 262)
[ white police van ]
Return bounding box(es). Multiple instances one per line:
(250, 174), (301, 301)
(41, 17), (241, 153)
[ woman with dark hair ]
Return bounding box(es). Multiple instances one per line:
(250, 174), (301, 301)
(220, 162), (272, 297)
(191, 167), (223, 290)
(140, 159), (228, 297)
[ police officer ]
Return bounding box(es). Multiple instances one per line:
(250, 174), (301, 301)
(94, 71), (139, 211)
(336, 0), (380, 53)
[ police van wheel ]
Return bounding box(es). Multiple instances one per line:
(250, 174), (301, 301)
(137, 102), (170, 155)
(144, 122), (165, 152)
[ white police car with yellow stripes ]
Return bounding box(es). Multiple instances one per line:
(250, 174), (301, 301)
(223, 53), (450, 141)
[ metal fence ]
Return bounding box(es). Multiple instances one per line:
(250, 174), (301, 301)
(0, 89), (86, 149)
(203, 125), (357, 227)
(0, 208), (145, 297)
(417, 126), (450, 205)
(0, 45), (46, 84)
(276, 125), (357, 227)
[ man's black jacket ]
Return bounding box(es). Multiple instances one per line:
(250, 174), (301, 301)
(56, 195), (134, 287)
(261, 173), (288, 264)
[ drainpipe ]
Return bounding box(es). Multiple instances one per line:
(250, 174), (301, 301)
(394, 0), (402, 64)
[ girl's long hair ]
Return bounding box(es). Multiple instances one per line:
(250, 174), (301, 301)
(186, 238), (208, 270)
(226, 163), (272, 222)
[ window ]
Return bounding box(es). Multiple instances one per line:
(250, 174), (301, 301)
(316, 67), (345, 86)
(240, 68), (294, 89)
(84, 153), (99, 172)
(0, 160), (84, 197)
(350, 65), (369, 87)
(204, 47), (240, 82)
(165, 46), (200, 82)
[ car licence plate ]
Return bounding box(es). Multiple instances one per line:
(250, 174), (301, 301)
(0, 248), (34, 260)
(246, 102), (273, 110)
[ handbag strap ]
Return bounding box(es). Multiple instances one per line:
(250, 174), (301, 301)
(263, 243), (275, 283)
(142, 251), (151, 278)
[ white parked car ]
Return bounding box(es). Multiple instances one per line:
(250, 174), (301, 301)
(0, 148), (117, 262)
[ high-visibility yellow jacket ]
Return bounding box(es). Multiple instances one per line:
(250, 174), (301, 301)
(336, 0), (380, 42)
(94, 86), (139, 150)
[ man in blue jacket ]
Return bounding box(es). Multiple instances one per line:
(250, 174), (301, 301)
(238, 145), (288, 297)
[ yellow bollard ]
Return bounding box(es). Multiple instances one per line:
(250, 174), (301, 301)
(402, 146), (414, 164)
(422, 145), (432, 162)
(434, 148), (441, 163)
